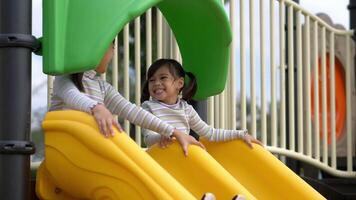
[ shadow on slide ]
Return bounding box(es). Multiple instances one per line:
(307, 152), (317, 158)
(201, 140), (326, 200)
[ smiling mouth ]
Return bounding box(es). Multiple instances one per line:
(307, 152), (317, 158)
(154, 89), (164, 95)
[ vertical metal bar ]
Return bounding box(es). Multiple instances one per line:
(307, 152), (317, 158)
(220, 0), (226, 129)
(112, 36), (119, 91)
(260, 0), (267, 143)
(169, 30), (173, 58)
(47, 76), (54, 109)
(207, 0), (215, 128)
(208, 0), (214, 128)
(345, 35), (352, 172)
(240, 0), (247, 129)
(100, 72), (106, 81)
(161, 18), (169, 58)
(123, 24), (130, 134)
(305, 16), (312, 156)
(279, 0), (286, 150)
(208, 97), (214, 126)
(250, 0), (256, 137)
(173, 36), (179, 61)
(175, 42), (182, 63)
(146, 9), (152, 71)
(230, 0), (236, 130)
(270, 0), (277, 146)
(313, 21), (320, 160)
(134, 17), (141, 146)
(214, 95), (220, 128)
(321, 27), (328, 164)
(157, 9), (162, 59)
(329, 32), (336, 169)
(296, 10), (303, 153)
(112, 36), (119, 122)
(287, 5), (295, 151)
(219, 89), (225, 129)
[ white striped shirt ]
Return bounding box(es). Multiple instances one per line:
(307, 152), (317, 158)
(50, 70), (174, 137)
(142, 99), (247, 147)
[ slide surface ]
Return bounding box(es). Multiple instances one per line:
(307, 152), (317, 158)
(36, 110), (195, 200)
(147, 142), (256, 200)
(202, 140), (326, 200)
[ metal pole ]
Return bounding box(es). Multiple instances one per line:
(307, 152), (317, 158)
(348, 0), (356, 30)
(285, 0), (299, 172)
(348, 0), (356, 88)
(0, 0), (34, 199)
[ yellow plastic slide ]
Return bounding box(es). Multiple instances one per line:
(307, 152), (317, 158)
(201, 140), (326, 200)
(37, 110), (324, 199)
(36, 110), (195, 200)
(37, 111), (254, 200)
(147, 142), (256, 200)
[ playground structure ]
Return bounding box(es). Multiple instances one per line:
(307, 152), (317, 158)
(1, 0), (356, 199)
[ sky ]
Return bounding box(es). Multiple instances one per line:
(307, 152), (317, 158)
(30, 0), (351, 112)
(301, 0), (349, 27)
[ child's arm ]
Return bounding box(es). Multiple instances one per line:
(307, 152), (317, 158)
(187, 104), (245, 141)
(53, 75), (98, 113)
(187, 104), (263, 147)
(104, 84), (204, 155)
(53, 75), (122, 136)
(103, 82), (173, 137)
(142, 129), (162, 147)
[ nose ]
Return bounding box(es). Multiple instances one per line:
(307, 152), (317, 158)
(153, 79), (161, 86)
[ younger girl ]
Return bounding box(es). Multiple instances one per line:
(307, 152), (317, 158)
(141, 59), (263, 148)
(50, 43), (204, 156)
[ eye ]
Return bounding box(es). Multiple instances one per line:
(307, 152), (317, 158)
(161, 76), (168, 80)
(149, 78), (155, 82)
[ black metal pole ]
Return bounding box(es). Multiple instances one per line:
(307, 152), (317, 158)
(0, 0), (33, 199)
(348, 0), (356, 88)
(348, 0), (356, 29)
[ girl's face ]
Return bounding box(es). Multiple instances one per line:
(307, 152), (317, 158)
(95, 43), (114, 74)
(148, 66), (184, 104)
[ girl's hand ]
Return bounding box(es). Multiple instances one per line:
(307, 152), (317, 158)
(172, 130), (205, 156)
(159, 136), (173, 148)
(91, 103), (123, 137)
(242, 134), (264, 148)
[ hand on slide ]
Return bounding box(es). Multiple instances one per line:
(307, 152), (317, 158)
(91, 104), (123, 137)
(242, 134), (264, 149)
(158, 136), (173, 148)
(172, 130), (205, 156)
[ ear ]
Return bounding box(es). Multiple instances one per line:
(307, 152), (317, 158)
(176, 77), (184, 90)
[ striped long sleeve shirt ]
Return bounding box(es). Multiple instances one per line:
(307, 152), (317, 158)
(50, 70), (174, 137)
(142, 99), (247, 147)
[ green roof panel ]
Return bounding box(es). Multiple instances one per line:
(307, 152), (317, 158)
(42, 0), (231, 99)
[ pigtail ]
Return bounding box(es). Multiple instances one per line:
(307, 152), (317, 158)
(70, 73), (84, 92)
(182, 71), (197, 101)
(141, 81), (150, 103)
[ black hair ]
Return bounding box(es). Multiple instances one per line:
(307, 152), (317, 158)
(141, 58), (197, 102)
(70, 73), (84, 92)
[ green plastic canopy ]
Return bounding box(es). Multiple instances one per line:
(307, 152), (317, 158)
(43, 0), (232, 100)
